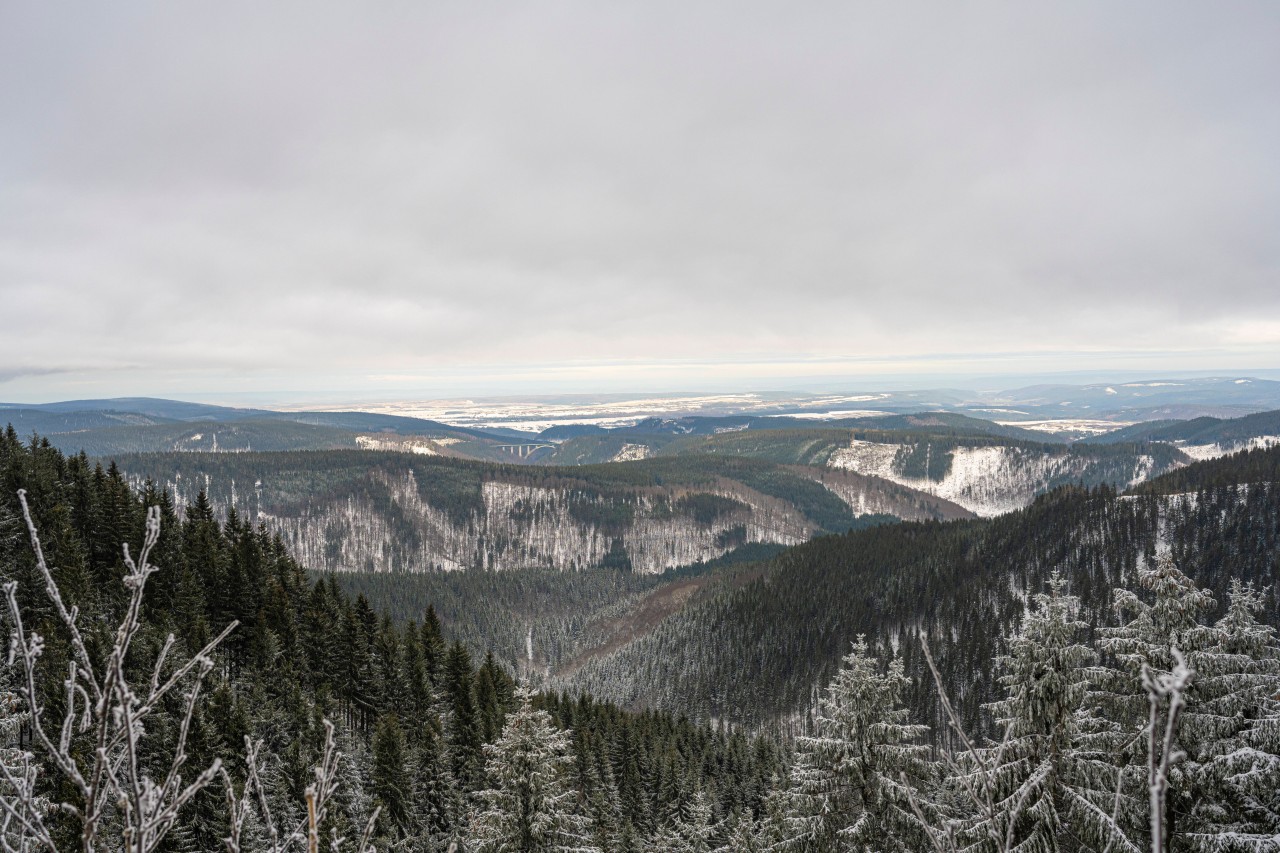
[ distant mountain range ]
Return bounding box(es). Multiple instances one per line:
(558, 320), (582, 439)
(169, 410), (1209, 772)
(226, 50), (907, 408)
(7, 386), (1280, 520)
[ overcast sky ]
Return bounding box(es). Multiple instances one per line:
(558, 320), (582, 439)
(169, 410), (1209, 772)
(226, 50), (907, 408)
(2, 2), (1278, 404)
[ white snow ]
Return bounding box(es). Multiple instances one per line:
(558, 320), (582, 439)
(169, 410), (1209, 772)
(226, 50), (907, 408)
(996, 419), (1132, 436)
(1175, 435), (1280, 462)
(356, 435), (439, 455)
(786, 409), (892, 420)
(610, 443), (652, 462)
(828, 439), (1155, 517)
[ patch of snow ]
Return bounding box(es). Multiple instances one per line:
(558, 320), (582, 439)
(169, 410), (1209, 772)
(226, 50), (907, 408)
(1175, 435), (1280, 462)
(996, 419), (1134, 436)
(1105, 387), (1117, 394)
(1128, 455), (1155, 487)
(610, 443), (652, 462)
(828, 438), (1155, 517)
(786, 409), (892, 420)
(356, 435), (439, 455)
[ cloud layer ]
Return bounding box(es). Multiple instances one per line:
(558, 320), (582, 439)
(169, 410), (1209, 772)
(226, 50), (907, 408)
(2, 2), (1278, 401)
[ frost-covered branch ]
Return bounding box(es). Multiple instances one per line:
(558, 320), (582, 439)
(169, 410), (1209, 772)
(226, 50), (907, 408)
(222, 720), (380, 853)
(915, 635), (1016, 853)
(1141, 648), (1192, 853)
(4, 489), (378, 853)
(3, 490), (237, 852)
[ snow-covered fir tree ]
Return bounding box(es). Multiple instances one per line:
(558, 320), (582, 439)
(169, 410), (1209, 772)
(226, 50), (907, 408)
(413, 723), (465, 850)
(954, 572), (1140, 852)
(1087, 552), (1220, 846)
(372, 713), (414, 842)
(651, 785), (722, 853)
(1180, 580), (1280, 851)
(717, 808), (765, 853)
(773, 636), (932, 852)
(466, 687), (599, 852)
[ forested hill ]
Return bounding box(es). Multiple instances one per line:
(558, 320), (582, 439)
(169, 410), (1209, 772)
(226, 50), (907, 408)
(543, 424), (1196, 517)
(0, 428), (783, 850)
(108, 450), (970, 573)
(1132, 440), (1280, 493)
(563, 444), (1280, 732)
(5, 430), (1280, 850)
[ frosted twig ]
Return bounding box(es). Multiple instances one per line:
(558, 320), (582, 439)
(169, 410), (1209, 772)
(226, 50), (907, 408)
(1141, 647), (1192, 853)
(4, 492), (232, 852)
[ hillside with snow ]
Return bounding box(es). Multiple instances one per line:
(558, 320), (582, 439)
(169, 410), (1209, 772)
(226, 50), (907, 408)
(115, 450), (972, 573)
(826, 437), (1177, 516)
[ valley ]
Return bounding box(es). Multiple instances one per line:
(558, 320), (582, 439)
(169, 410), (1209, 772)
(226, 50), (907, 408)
(5, 398), (1280, 850)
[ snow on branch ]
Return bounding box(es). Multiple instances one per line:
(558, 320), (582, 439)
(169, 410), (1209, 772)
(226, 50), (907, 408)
(2, 489), (377, 853)
(1142, 647), (1192, 853)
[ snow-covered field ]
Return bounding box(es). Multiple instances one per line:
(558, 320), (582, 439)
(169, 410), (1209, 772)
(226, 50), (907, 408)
(995, 418), (1133, 437)
(342, 393), (785, 432)
(286, 392), (896, 433)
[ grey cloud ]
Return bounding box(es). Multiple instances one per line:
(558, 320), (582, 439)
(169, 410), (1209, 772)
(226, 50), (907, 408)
(1, 1), (1278, 400)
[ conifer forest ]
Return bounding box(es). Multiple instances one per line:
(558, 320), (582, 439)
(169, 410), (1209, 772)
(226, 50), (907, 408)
(3, 420), (1280, 852)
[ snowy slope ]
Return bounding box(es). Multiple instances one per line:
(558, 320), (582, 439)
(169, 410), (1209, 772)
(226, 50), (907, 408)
(827, 438), (1163, 517)
(1174, 435), (1280, 462)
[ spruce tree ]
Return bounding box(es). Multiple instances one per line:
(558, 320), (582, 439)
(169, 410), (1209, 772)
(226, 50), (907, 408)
(1180, 580), (1280, 849)
(371, 713), (413, 839)
(776, 637), (932, 852)
(958, 572), (1140, 852)
(412, 721), (464, 849)
(466, 687), (599, 852)
(1, 642), (47, 853)
(1088, 553), (1219, 846)
(445, 641), (484, 790)
(717, 808), (765, 853)
(655, 786), (722, 853)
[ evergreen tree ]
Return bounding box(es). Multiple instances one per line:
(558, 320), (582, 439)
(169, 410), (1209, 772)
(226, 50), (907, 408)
(445, 641), (484, 790)
(412, 723), (464, 851)
(958, 573), (1139, 852)
(1181, 580), (1280, 849)
(1, 641), (47, 853)
(654, 786), (722, 853)
(371, 713), (413, 839)
(717, 808), (765, 853)
(467, 687), (599, 852)
(1088, 553), (1219, 847)
(777, 637), (932, 852)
